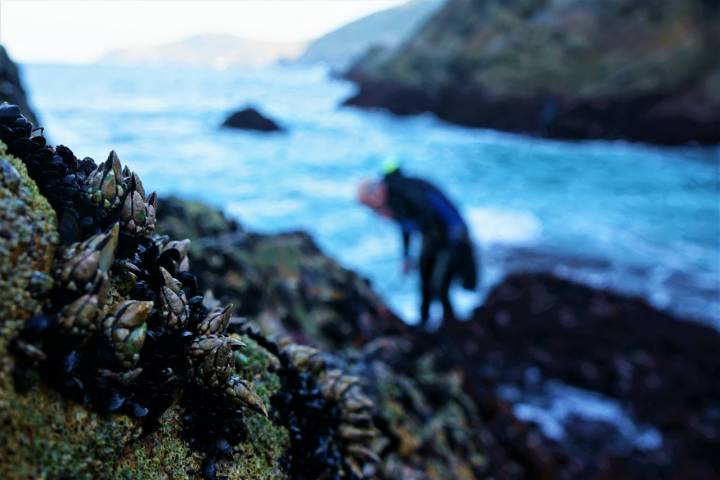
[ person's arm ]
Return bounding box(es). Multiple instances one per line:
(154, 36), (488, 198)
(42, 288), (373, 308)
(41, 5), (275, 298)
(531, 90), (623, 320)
(402, 229), (411, 260)
(398, 220), (418, 274)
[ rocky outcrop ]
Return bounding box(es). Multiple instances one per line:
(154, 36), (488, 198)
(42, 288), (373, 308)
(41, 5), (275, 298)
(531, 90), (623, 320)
(221, 107), (283, 132)
(344, 0), (720, 145)
(159, 197), (720, 479)
(157, 196), (403, 351)
(458, 273), (720, 478)
(0, 46), (39, 127)
(0, 108), (515, 479)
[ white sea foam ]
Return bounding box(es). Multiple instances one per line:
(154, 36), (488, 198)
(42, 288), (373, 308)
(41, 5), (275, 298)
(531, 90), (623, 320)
(466, 206), (542, 245)
(499, 381), (663, 450)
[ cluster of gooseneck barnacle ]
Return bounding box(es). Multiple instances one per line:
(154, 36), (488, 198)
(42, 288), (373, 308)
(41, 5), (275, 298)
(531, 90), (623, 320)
(0, 104), (157, 244)
(2, 104), (267, 474)
(280, 343), (381, 479)
(232, 321), (382, 479)
(3, 103), (389, 479)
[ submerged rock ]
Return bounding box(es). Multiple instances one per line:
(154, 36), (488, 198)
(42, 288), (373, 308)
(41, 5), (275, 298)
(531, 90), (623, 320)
(221, 107), (283, 132)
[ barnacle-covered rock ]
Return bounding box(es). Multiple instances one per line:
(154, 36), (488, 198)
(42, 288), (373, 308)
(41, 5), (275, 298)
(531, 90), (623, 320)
(1, 109), (294, 479)
(275, 340), (382, 479)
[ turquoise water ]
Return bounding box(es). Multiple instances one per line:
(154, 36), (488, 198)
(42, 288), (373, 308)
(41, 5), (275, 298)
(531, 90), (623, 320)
(22, 63), (720, 326)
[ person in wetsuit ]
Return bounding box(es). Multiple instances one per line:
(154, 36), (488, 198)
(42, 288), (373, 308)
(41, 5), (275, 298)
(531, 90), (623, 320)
(358, 164), (478, 326)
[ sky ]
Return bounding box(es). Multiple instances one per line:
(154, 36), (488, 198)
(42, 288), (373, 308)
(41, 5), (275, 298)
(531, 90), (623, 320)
(0, 0), (405, 64)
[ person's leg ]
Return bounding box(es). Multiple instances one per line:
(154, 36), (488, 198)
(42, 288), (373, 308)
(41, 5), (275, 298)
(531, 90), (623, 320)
(436, 246), (456, 321)
(419, 240), (436, 326)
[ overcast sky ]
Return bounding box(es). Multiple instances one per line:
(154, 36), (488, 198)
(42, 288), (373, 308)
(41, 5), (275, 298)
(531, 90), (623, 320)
(0, 0), (405, 63)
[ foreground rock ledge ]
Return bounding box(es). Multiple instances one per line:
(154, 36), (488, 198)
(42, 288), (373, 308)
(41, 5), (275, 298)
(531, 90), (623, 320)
(0, 112), (511, 479)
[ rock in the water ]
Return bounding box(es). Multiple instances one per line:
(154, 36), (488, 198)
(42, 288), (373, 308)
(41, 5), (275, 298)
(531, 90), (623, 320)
(343, 0), (720, 145)
(221, 107), (283, 132)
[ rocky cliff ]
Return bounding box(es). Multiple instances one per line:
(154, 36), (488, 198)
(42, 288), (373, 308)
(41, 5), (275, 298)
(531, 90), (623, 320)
(344, 0), (720, 145)
(297, 0), (444, 70)
(0, 46), (39, 127)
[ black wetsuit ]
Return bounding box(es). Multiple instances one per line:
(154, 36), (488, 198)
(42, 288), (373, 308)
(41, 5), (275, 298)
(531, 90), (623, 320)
(383, 170), (477, 324)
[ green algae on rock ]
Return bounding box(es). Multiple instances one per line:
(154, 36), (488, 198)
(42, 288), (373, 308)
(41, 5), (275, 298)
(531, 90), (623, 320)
(0, 144), (58, 325)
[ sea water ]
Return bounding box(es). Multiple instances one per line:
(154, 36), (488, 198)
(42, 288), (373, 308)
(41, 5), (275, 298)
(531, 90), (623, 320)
(22, 63), (720, 326)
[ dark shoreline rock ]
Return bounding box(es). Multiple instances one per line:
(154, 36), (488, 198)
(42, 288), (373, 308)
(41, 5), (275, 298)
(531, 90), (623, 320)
(0, 46), (39, 127)
(343, 0), (720, 145)
(221, 107), (283, 132)
(343, 82), (720, 145)
(456, 273), (720, 478)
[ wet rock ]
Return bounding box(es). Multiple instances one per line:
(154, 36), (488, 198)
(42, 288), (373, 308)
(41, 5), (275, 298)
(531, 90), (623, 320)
(221, 107), (283, 132)
(463, 273), (720, 478)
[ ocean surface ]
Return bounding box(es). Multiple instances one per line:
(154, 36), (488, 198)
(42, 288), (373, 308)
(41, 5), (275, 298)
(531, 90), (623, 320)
(22, 63), (720, 327)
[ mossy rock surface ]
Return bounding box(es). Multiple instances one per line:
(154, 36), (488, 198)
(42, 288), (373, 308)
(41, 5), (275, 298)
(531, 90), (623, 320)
(0, 143), (289, 480)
